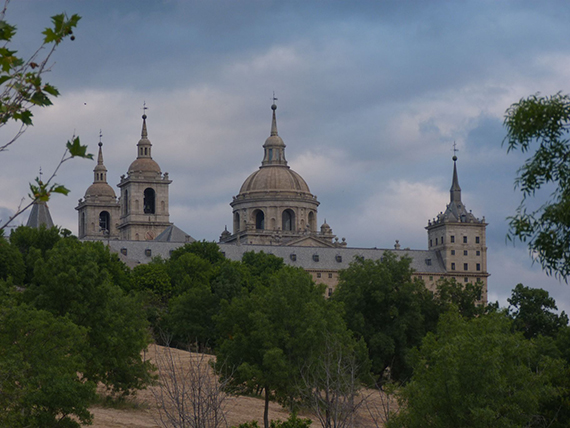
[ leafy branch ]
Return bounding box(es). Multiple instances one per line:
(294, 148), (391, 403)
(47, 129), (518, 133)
(0, 136), (93, 232)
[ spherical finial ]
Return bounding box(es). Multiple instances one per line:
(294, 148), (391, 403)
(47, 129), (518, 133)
(142, 114), (147, 120)
(98, 142), (103, 148)
(271, 104), (277, 111)
(452, 155), (457, 161)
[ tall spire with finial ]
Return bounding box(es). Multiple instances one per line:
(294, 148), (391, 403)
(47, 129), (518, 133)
(450, 143), (461, 203)
(137, 102), (152, 159)
(262, 96), (287, 167)
(94, 130), (108, 183)
(271, 92), (278, 136)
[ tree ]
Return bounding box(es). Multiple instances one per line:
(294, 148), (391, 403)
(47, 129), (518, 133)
(24, 238), (152, 395)
(503, 92), (570, 279)
(152, 342), (231, 428)
(0, 234), (24, 283)
(435, 278), (485, 319)
(333, 252), (437, 382)
(388, 310), (565, 428)
(508, 283), (569, 339)
(0, 3), (91, 231)
(298, 331), (369, 428)
(215, 266), (347, 428)
(0, 303), (96, 427)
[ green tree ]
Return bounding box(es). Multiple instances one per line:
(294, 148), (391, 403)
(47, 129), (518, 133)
(508, 283), (568, 339)
(435, 277), (485, 319)
(389, 310), (565, 428)
(169, 240), (226, 265)
(333, 252), (437, 381)
(0, 235), (24, 283)
(24, 238), (151, 395)
(0, 303), (96, 427)
(503, 92), (570, 279)
(216, 266), (349, 428)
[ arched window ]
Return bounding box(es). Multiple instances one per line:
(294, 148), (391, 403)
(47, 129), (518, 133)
(124, 190), (129, 214)
(234, 212), (240, 233)
(308, 211), (316, 232)
(255, 210), (265, 230)
(144, 188), (155, 214)
(99, 211), (110, 233)
(282, 209), (295, 231)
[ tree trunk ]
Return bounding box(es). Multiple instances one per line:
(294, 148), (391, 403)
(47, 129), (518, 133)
(264, 386), (270, 428)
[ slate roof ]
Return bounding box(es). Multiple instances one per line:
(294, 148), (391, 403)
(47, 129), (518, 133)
(104, 241), (445, 275)
(26, 200), (54, 229)
(155, 225), (195, 243)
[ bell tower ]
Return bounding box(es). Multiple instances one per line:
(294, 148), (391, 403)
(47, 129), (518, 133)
(426, 154), (488, 298)
(76, 135), (120, 239)
(117, 112), (172, 240)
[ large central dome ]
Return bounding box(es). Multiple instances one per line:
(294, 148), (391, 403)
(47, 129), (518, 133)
(236, 103), (313, 197)
(239, 165), (311, 194)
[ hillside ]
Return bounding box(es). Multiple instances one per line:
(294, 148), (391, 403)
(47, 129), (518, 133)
(88, 345), (392, 427)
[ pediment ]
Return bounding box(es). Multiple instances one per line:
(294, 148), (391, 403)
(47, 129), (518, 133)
(285, 235), (336, 248)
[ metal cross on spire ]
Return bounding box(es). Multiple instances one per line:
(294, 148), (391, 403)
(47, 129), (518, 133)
(452, 141), (459, 161)
(99, 129), (103, 145)
(142, 101), (148, 116)
(272, 92), (278, 104)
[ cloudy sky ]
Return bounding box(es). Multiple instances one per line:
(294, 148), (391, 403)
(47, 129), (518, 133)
(2, 0), (570, 311)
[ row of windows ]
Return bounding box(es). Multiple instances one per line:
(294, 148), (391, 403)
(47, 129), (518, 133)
(450, 262), (481, 271)
(450, 250), (481, 256)
(418, 275), (478, 284)
(290, 254), (343, 263)
(316, 272), (334, 279)
(431, 235), (481, 246)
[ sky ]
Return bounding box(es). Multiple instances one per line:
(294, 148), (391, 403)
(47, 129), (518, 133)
(2, 0), (570, 312)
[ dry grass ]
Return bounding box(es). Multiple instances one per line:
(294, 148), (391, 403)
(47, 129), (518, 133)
(87, 344), (396, 428)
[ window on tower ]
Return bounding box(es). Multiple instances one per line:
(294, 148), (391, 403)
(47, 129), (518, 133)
(255, 210), (265, 230)
(451, 235), (455, 243)
(144, 188), (156, 214)
(99, 211), (110, 233)
(282, 209), (295, 231)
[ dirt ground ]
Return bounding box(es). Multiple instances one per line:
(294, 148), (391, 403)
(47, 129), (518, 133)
(88, 345), (394, 428)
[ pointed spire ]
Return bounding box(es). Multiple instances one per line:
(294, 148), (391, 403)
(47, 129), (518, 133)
(262, 98), (287, 167)
(271, 103), (278, 136)
(450, 154), (461, 203)
(141, 114), (148, 139)
(94, 131), (107, 183)
(136, 105), (152, 159)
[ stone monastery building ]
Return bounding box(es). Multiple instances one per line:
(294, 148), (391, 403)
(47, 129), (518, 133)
(73, 103), (489, 300)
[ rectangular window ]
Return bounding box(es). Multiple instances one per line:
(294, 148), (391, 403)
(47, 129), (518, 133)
(316, 272), (321, 278)
(476, 236), (480, 244)
(476, 250), (480, 256)
(464, 250), (468, 256)
(451, 235), (455, 243)
(435, 237), (438, 245)
(451, 250), (455, 255)
(313, 254), (319, 262)
(463, 236), (468, 243)
(328, 288), (333, 297)
(451, 262), (456, 271)
(464, 263), (468, 271)
(425, 258), (432, 266)
(429, 276), (433, 281)
(145, 249), (152, 257)
(464, 277), (469, 283)
(290, 254), (297, 261)
(328, 273), (333, 279)
(335, 255), (342, 263)
(477, 263), (481, 271)
(430, 239), (433, 247)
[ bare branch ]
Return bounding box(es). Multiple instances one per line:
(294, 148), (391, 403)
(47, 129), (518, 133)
(152, 339), (231, 428)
